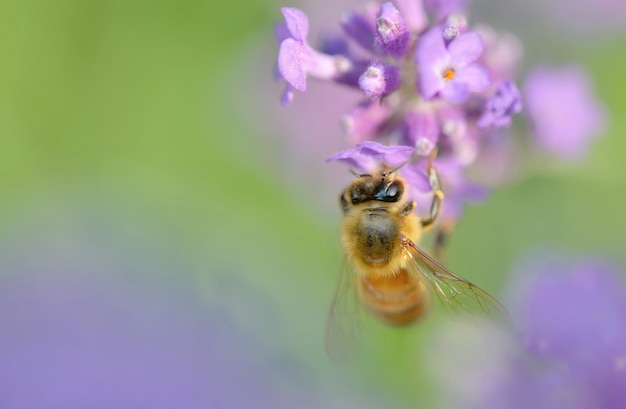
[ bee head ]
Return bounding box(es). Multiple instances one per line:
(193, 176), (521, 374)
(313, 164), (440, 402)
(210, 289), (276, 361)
(348, 168), (405, 205)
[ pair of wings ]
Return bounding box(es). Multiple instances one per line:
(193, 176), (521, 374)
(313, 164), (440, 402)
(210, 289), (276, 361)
(325, 236), (510, 364)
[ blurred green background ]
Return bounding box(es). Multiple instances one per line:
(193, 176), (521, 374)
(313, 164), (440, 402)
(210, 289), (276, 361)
(0, 0), (625, 407)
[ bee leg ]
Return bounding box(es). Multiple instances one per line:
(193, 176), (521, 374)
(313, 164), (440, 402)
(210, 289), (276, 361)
(432, 221), (455, 263)
(420, 151), (444, 229)
(340, 194), (350, 215)
(398, 201), (415, 217)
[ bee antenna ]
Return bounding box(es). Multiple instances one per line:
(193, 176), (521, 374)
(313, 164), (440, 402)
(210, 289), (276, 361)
(427, 146), (439, 169)
(385, 160), (410, 176)
(382, 146), (439, 176)
(349, 169), (371, 178)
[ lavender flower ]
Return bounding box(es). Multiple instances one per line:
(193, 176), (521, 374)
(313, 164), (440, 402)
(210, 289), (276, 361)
(374, 2), (411, 58)
(523, 66), (606, 160)
(273, 1), (524, 224)
(426, 254), (626, 409)
(394, 0), (427, 31)
(478, 80), (523, 128)
(500, 256), (626, 409)
(342, 101), (394, 143)
(358, 62), (400, 100)
(340, 10), (378, 54)
(405, 157), (489, 221)
(326, 141), (486, 222)
(327, 141), (415, 172)
(273, 1), (604, 227)
(402, 109), (439, 156)
(515, 258), (626, 374)
(275, 8), (353, 106)
(416, 27), (489, 103)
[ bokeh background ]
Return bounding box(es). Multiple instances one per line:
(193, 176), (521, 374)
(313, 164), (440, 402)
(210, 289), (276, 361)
(0, 0), (625, 407)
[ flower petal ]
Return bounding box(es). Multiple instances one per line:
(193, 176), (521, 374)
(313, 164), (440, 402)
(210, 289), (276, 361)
(280, 7), (309, 42)
(416, 27), (449, 66)
(277, 39), (309, 91)
(357, 141), (415, 166)
(395, 0), (428, 32)
(478, 80), (523, 128)
(375, 2), (411, 58)
(326, 149), (376, 172)
(449, 32), (484, 68)
(340, 11), (377, 53)
(359, 62), (400, 99)
(416, 27), (449, 99)
(523, 65), (606, 160)
(326, 142), (415, 172)
(280, 84), (295, 107)
(402, 109), (439, 154)
(441, 81), (469, 103)
(401, 163), (432, 192)
(418, 65), (445, 100)
(455, 63), (490, 92)
(342, 102), (393, 143)
(274, 22), (290, 43)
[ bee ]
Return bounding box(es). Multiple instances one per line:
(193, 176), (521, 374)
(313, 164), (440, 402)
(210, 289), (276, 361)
(326, 156), (508, 363)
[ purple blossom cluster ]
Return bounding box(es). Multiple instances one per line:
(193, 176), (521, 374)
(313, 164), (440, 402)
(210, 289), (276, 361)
(274, 1), (606, 226)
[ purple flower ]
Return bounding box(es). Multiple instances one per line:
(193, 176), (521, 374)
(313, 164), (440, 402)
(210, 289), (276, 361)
(359, 62), (400, 99)
(437, 104), (479, 165)
(394, 0), (428, 32)
(416, 27), (490, 103)
(374, 2), (411, 58)
(523, 65), (606, 160)
(340, 10), (377, 54)
(409, 158), (488, 221)
(425, 253), (626, 409)
(270, 1), (581, 228)
(400, 161), (434, 193)
(342, 101), (394, 143)
(504, 255), (626, 409)
(515, 257), (626, 365)
(326, 141), (415, 172)
(478, 80), (523, 128)
(402, 109), (439, 155)
(276, 8), (353, 105)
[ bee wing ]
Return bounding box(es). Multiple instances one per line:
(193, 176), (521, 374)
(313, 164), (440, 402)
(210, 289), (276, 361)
(402, 237), (510, 320)
(325, 258), (366, 364)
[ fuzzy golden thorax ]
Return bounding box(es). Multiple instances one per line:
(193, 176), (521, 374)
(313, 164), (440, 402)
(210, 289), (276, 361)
(339, 169), (421, 279)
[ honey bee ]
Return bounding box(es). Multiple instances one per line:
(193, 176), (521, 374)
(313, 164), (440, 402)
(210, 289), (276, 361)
(326, 157), (508, 363)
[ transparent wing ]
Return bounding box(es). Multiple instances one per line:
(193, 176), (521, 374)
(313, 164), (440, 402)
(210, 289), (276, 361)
(402, 237), (511, 320)
(325, 258), (366, 365)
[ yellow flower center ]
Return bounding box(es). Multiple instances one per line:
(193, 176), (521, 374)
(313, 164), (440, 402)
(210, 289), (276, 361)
(442, 68), (456, 81)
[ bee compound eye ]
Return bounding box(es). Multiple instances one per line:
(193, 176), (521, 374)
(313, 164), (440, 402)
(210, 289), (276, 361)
(385, 182), (403, 201)
(351, 182), (375, 204)
(351, 188), (365, 205)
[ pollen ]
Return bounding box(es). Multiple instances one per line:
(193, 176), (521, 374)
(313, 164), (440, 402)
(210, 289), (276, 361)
(442, 68), (456, 81)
